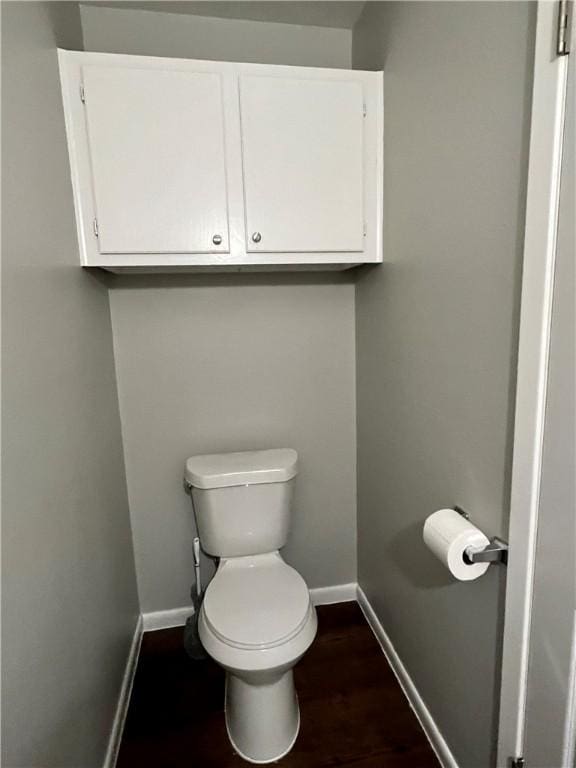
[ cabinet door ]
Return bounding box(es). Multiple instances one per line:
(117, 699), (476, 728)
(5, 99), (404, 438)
(83, 66), (229, 254)
(239, 76), (364, 253)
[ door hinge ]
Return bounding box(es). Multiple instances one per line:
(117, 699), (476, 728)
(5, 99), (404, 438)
(557, 0), (572, 55)
(363, 101), (367, 117)
(363, 221), (367, 237)
(93, 218), (99, 238)
(510, 757), (525, 768)
(80, 84), (86, 103)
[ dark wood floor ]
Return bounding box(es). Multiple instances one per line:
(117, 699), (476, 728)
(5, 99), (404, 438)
(117, 602), (439, 767)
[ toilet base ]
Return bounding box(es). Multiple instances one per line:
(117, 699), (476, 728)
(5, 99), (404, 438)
(225, 668), (300, 764)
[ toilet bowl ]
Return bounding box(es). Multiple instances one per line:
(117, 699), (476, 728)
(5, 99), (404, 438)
(199, 552), (317, 763)
(185, 449), (318, 764)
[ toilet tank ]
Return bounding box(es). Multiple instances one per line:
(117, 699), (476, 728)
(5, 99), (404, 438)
(185, 449), (298, 558)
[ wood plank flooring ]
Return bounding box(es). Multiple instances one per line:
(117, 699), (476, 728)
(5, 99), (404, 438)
(117, 602), (440, 767)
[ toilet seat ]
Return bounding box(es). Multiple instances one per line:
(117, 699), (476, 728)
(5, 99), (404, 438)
(203, 553), (311, 650)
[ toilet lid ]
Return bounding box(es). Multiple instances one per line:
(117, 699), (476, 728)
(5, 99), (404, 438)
(203, 554), (311, 650)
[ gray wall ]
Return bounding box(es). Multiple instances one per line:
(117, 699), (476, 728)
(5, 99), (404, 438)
(81, 4), (357, 613)
(81, 1), (365, 30)
(110, 276), (357, 612)
(80, 4), (352, 67)
(352, 3), (534, 767)
(1, 4), (139, 766)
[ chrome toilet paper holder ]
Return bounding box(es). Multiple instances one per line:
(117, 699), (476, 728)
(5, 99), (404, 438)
(454, 506), (509, 566)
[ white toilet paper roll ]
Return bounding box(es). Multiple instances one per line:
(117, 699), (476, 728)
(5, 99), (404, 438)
(423, 508), (491, 581)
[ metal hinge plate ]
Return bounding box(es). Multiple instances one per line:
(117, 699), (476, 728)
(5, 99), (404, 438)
(510, 757), (525, 768)
(80, 84), (86, 103)
(363, 101), (367, 117)
(93, 218), (99, 238)
(557, 0), (572, 55)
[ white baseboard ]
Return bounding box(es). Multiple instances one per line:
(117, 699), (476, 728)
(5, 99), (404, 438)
(142, 605), (194, 632)
(141, 582), (357, 633)
(103, 614), (143, 768)
(356, 586), (459, 768)
(310, 582), (357, 606)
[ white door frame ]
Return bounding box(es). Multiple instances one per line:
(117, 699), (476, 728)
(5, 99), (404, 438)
(497, 2), (571, 766)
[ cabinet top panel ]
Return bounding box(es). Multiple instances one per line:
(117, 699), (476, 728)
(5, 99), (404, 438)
(59, 48), (383, 82)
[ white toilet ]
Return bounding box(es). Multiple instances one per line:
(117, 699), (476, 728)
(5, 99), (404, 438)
(184, 448), (318, 765)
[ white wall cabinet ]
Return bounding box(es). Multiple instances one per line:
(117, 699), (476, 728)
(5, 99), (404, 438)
(59, 51), (383, 272)
(239, 76), (365, 254)
(83, 67), (230, 255)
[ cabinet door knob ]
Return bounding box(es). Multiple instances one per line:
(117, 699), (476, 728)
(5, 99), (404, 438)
(212, 234), (222, 245)
(251, 231), (262, 243)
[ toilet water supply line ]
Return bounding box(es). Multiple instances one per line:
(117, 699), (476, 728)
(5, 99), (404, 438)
(183, 533), (208, 660)
(193, 536), (202, 600)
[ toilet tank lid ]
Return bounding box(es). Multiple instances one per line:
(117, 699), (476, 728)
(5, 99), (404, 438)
(185, 448), (298, 489)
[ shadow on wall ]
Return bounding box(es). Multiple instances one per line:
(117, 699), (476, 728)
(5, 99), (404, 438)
(93, 267), (362, 292)
(387, 519), (453, 590)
